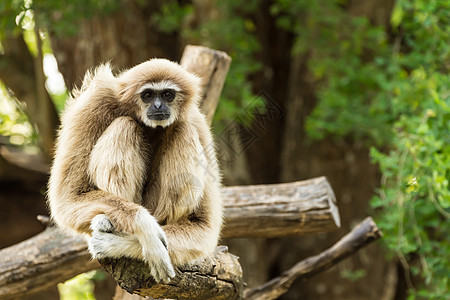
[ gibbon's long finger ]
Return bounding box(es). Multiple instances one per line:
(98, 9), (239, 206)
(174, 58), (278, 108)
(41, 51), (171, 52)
(143, 244), (175, 283)
(90, 214), (114, 233)
(140, 235), (176, 282)
(88, 231), (142, 259)
(150, 260), (169, 283)
(150, 260), (163, 283)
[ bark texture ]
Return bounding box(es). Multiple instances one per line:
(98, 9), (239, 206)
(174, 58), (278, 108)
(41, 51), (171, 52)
(100, 246), (243, 300)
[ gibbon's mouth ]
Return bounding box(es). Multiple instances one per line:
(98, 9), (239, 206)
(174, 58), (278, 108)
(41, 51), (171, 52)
(148, 113), (171, 121)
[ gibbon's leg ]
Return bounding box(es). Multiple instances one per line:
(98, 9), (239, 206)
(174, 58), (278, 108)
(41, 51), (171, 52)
(162, 185), (223, 266)
(85, 116), (175, 282)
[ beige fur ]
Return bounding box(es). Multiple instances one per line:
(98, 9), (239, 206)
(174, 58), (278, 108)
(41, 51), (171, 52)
(48, 59), (223, 282)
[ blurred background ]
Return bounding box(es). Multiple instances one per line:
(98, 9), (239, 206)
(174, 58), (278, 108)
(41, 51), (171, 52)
(0, 0), (448, 299)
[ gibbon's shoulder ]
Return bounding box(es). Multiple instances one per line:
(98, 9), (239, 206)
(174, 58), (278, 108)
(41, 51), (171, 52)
(61, 64), (119, 125)
(62, 64), (120, 119)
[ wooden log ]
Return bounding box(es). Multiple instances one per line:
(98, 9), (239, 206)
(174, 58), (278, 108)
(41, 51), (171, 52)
(0, 178), (339, 299)
(223, 176), (340, 238)
(99, 246), (243, 300)
(180, 45), (231, 125)
(244, 217), (383, 300)
(0, 227), (99, 300)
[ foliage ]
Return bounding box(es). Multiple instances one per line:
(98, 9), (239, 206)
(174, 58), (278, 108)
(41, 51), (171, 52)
(153, 0), (265, 131)
(0, 83), (36, 147)
(57, 270), (107, 300)
(271, 0), (449, 297)
(0, 0), (119, 38)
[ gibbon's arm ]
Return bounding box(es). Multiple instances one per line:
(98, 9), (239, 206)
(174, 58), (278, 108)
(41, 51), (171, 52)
(48, 67), (142, 235)
(163, 185), (223, 266)
(89, 115), (223, 267)
(151, 111), (223, 266)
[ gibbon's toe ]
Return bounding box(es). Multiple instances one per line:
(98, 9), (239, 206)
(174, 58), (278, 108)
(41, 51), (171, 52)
(87, 233), (107, 259)
(90, 214), (114, 233)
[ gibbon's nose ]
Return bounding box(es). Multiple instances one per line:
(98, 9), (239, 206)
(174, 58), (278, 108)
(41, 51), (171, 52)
(154, 98), (162, 109)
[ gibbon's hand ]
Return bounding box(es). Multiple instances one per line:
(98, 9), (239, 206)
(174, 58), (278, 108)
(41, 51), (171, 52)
(134, 209), (176, 283)
(88, 213), (176, 283)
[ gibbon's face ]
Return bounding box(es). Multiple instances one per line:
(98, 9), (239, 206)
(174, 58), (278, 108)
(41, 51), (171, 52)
(119, 59), (201, 128)
(137, 81), (181, 128)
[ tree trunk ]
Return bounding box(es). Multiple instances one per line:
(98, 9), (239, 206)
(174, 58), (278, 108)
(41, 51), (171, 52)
(0, 34), (59, 159)
(276, 2), (396, 299)
(180, 45), (231, 124)
(50, 1), (182, 90)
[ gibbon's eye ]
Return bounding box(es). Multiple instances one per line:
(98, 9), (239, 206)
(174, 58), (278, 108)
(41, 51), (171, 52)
(141, 89), (154, 102)
(161, 89), (175, 102)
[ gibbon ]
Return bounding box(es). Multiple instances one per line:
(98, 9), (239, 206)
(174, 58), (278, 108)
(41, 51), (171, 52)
(48, 59), (223, 283)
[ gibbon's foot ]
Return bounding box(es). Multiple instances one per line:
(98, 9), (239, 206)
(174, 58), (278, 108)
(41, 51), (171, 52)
(87, 230), (142, 259)
(90, 214), (114, 233)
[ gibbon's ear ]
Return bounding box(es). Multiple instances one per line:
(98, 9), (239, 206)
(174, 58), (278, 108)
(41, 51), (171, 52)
(189, 73), (203, 105)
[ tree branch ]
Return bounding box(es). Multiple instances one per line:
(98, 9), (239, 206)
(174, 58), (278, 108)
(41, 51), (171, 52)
(0, 227), (98, 300)
(244, 217), (383, 300)
(103, 217), (380, 300)
(223, 176), (340, 238)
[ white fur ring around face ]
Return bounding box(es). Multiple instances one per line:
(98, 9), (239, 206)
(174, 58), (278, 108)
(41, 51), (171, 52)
(90, 214), (114, 233)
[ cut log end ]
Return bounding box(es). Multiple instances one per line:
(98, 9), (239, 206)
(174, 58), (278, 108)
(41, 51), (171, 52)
(180, 45), (232, 125)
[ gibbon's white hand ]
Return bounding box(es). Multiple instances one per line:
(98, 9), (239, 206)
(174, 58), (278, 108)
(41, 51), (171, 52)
(88, 213), (175, 283)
